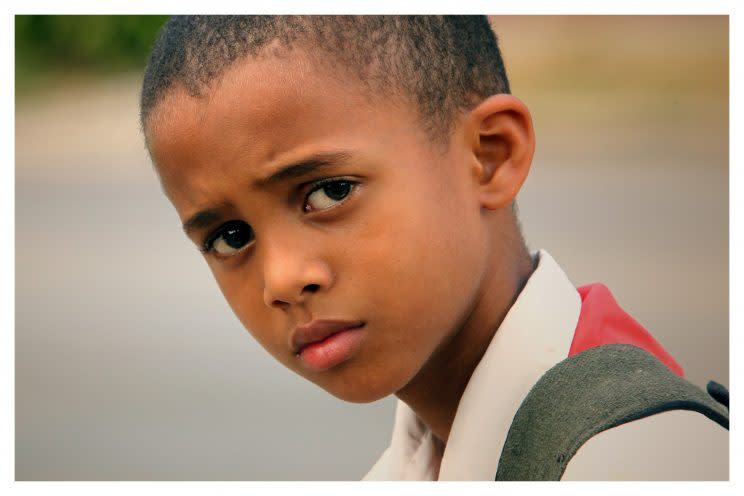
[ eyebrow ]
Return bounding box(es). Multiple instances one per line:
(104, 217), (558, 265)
(182, 208), (223, 236)
(182, 150), (354, 236)
(253, 151), (353, 188)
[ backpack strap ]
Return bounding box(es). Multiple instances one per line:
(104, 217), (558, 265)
(495, 343), (729, 481)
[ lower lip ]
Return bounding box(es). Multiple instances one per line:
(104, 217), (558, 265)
(298, 325), (366, 371)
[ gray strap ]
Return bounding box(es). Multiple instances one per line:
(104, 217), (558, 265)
(495, 343), (729, 481)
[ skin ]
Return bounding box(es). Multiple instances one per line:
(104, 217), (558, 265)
(145, 47), (536, 444)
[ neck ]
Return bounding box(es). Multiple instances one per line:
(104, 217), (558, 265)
(394, 222), (536, 444)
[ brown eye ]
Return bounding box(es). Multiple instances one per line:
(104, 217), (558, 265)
(204, 221), (254, 256)
(304, 180), (356, 212)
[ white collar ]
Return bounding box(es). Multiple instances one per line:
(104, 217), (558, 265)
(364, 249), (582, 480)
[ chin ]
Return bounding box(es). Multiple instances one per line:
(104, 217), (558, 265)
(330, 387), (392, 404)
(317, 367), (401, 404)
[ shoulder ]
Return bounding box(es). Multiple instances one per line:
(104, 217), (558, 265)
(562, 409), (728, 480)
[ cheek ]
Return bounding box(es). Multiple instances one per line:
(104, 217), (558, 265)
(351, 182), (485, 341)
(210, 265), (282, 353)
(325, 193), (485, 400)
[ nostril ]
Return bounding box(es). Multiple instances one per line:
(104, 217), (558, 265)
(304, 284), (320, 293)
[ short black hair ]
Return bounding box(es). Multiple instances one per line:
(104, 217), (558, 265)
(140, 15), (511, 142)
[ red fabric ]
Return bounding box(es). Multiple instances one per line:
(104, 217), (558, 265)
(568, 283), (684, 377)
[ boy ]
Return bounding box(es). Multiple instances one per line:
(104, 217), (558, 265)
(139, 16), (728, 480)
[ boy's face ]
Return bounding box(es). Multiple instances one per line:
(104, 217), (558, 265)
(146, 50), (490, 402)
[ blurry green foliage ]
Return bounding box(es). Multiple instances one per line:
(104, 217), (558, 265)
(16, 15), (168, 87)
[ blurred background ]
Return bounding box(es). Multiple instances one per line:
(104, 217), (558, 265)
(15, 16), (728, 480)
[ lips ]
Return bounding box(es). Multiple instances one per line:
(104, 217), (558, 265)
(290, 319), (365, 355)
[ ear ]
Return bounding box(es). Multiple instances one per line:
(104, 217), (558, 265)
(464, 95), (535, 210)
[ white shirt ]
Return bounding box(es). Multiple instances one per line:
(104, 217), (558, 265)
(363, 250), (728, 481)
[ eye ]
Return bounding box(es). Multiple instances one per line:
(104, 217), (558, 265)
(203, 220), (254, 257)
(304, 179), (357, 212)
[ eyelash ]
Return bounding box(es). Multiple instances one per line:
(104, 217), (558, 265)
(200, 177), (358, 255)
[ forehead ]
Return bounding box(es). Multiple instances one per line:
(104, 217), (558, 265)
(145, 49), (427, 211)
(146, 49), (365, 164)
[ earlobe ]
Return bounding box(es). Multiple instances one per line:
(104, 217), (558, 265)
(468, 95), (535, 210)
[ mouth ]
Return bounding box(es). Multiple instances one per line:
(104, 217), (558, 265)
(291, 319), (366, 371)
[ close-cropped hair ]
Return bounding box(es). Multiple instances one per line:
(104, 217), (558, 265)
(139, 15), (511, 142)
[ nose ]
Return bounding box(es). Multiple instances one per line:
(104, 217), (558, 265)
(261, 241), (333, 309)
